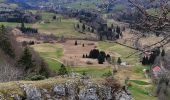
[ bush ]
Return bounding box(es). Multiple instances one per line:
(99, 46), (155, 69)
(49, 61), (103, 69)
(75, 40), (78, 45)
(82, 71), (87, 76)
(102, 71), (112, 77)
(30, 75), (46, 81)
(25, 74), (46, 81)
(86, 61), (93, 65)
(58, 64), (68, 75)
(117, 57), (122, 65)
(161, 49), (165, 57)
(98, 54), (105, 64)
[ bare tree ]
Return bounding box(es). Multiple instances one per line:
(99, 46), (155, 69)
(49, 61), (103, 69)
(128, 0), (170, 33)
(0, 64), (24, 82)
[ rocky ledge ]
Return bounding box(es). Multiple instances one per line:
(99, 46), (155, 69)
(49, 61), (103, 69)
(0, 76), (133, 100)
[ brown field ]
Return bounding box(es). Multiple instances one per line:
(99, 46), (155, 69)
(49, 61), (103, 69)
(60, 40), (110, 66)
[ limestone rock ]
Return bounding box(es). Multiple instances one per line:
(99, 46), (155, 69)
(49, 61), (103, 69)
(53, 84), (66, 96)
(79, 82), (99, 100)
(65, 80), (79, 100)
(23, 84), (42, 100)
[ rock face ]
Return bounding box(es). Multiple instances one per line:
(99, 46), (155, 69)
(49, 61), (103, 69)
(53, 84), (66, 96)
(0, 78), (133, 100)
(79, 82), (99, 100)
(23, 84), (42, 100)
(52, 80), (133, 100)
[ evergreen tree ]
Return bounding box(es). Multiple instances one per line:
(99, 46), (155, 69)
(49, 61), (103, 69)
(75, 40), (78, 45)
(53, 15), (56, 20)
(18, 47), (34, 70)
(21, 21), (25, 30)
(120, 32), (123, 38)
(111, 24), (114, 29)
(0, 25), (15, 58)
(89, 49), (100, 59)
(100, 51), (106, 62)
(77, 24), (80, 29)
(142, 57), (147, 65)
(91, 28), (94, 33)
(116, 26), (121, 34)
(86, 54), (88, 58)
(117, 57), (122, 65)
(149, 53), (157, 64)
(83, 54), (85, 58)
(88, 27), (91, 31)
(161, 49), (165, 57)
(153, 47), (161, 56)
(82, 24), (86, 31)
(98, 54), (105, 64)
(58, 64), (68, 75)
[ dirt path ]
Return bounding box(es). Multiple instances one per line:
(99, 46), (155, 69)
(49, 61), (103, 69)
(45, 57), (64, 65)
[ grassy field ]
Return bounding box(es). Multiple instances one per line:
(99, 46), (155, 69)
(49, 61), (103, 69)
(35, 12), (86, 38)
(71, 66), (113, 77)
(0, 22), (32, 27)
(98, 41), (156, 100)
(129, 83), (156, 100)
(35, 19), (84, 38)
(31, 43), (63, 72)
(0, 11), (86, 38)
(98, 41), (140, 64)
(63, 0), (102, 10)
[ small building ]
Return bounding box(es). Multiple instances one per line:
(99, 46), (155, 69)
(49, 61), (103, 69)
(120, 62), (127, 66)
(152, 65), (162, 78)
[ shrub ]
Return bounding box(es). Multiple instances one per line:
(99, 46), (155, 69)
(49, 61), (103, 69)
(83, 54), (85, 58)
(30, 75), (46, 81)
(117, 57), (122, 65)
(75, 40), (78, 45)
(86, 61), (93, 65)
(102, 71), (112, 77)
(104, 76), (121, 92)
(58, 64), (68, 75)
(161, 49), (165, 57)
(98, 54), (105, 64)
(26, 74), (46, 81)
(82, 71), (87, 76)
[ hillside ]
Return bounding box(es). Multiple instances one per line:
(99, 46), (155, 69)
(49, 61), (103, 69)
(0, 0), (170, 100)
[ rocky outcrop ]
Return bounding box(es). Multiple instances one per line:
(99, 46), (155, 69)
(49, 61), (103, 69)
(0, 77), (133, 100)
(23, 84), (42, 100)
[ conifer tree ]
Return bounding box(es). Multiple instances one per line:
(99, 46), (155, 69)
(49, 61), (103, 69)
(18, 47), (34, 70)
(161, 49), (165, 57)
(116, 26), (121, 34)
(77, 24), (80, 29)
(0, 25), (15, 58)
(98, 54), (105, 64)
(117, 57), (122, 65)
(83, 54), (85, 58)
(82, 24), (86, 31)
(58, 64), (68, 75)
(75, 40), (78, 45)
(91, 28), (94, 33)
